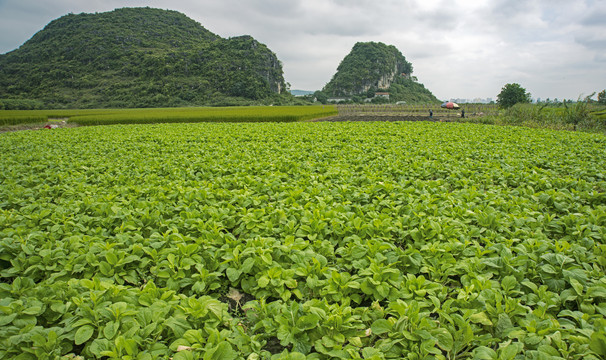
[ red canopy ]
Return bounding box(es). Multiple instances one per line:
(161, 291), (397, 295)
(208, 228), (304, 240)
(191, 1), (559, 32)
(441, 102), (460, 109)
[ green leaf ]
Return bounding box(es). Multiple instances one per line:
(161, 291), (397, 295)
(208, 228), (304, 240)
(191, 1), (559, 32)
(360, 280), (373, 295)
(376, 284), (389, 299)
(570, 278), (584, 296)
(99, 261), (113, 275)
(226, 267), (241, 282)
(241, 258), (255, 273)
(537, 344), (560, 357)
(284, 278), (297, 289)
(103, 320), (119, 339)
(420, 338), (441, 355)
(432, 328), (453, 352)
(473, 346), (497, 359)
(281, 290), (292, 302)
(469, 312), (493, 326)
(206, 342), (238, 360)
(296, 313), (320, 330)
(75, 325), (95, 345)
(501, 275), (517, 292)
(174, 351), (195, 360)
(205, 299), (225, 319)
(164, 315), (191, 338)
(105, 251), (118, 266)
(260, 253), (272, 265)
(47, 330), (58, 346)
(349, 336), (363, 347)
(521, 280), (538, 292)
(370, 319), (391, 335)
(89, 338), (110, 356)
(258, 276), (270, 288)
(495, 313), (514, 338)
(362, 347), (381, 358)
(0, 313), (17, 326)
(499, 342), (522, 360)
(540, 264), (557, 275)
(590, 331), (606, 356)
(588, 286), (606, 299)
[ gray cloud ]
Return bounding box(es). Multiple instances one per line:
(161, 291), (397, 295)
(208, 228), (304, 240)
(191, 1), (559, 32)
(582, 12), (606, 26)
(0, 0), (605, 100)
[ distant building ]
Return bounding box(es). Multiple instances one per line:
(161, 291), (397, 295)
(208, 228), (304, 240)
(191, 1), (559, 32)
(375, 92), (390, 99)
(448, 97), (494, 104)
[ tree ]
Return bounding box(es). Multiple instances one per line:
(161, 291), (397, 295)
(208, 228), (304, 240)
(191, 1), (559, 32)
(598, 89), (606, 105)
(313, 91), (328, 104)
(366, 86), (377, 99)
(496, 83), (531, 109)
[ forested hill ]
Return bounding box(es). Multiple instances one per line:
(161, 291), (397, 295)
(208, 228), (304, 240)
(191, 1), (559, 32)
(0, 7), (287, 108)
(323, 42), (440, 103)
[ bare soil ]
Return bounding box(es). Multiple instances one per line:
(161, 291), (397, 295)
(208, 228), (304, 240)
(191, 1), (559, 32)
(0, 120), (79, 134)
(316, 114), (457, 122)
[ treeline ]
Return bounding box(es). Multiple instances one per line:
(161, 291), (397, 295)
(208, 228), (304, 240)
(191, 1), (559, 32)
(0, 99), (46, 110)
(311, 77), (440, 105)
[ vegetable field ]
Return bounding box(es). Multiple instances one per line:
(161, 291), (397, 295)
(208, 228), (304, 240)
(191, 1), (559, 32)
(1, 122), (606, 360)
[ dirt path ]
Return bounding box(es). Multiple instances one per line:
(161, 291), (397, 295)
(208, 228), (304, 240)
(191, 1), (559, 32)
(0, 120), (79, 134)
(316, 114), (456, 122)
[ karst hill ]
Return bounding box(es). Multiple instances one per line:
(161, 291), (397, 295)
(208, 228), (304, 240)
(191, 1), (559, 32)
(0, 7), (287, 108)
(323, 42), (440, 103)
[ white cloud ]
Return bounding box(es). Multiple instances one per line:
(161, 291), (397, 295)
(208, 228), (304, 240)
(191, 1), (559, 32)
(0, 0), (605, 100)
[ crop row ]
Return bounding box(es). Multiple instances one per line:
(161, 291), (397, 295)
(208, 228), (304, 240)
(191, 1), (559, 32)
(1, 122), (605, 359)
(0, 106), (338, 126)
(0, 115), (48, 126)
(337, 104), (499, 117)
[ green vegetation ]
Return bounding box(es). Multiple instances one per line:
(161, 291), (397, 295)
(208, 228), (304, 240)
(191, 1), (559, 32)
(322, 42), (439, 103)
(496, 83), (532, 109)
(69, 106), (338, 125)
(0, 8), (288, 109)
(0, 106), (337, 127)
(0, 115), (47, 126)
(463, 101), (606, 133)
(323, 42), (412, 97)
(385, 77), (441, 104)
(0, 99), (46, 110)
(1, 122), (606, 359)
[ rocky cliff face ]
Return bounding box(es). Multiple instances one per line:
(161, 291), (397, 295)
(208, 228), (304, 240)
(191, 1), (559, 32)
(371, 63), (400, 91)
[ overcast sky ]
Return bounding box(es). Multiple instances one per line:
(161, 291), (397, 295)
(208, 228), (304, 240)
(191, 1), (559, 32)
(1, 0), (605, 101)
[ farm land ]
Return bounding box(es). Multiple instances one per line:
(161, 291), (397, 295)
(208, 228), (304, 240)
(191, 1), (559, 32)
(0, 106), (339, 129)
(1, 108), (606, 359)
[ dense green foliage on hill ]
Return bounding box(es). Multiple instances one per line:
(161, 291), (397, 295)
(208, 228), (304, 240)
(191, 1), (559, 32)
(322, 42), (439, 103)
(0, 7), (288, 108)
(323, 42), (411, 97)
(385, 77), (440, 104)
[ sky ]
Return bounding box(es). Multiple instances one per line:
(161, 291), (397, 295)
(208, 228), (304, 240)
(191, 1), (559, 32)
(0, 0), (605, 101)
